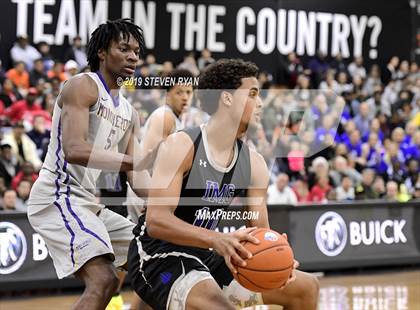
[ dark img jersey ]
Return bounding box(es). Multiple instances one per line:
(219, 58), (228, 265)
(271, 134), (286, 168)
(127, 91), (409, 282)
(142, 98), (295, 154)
(169, 126), (251, 230)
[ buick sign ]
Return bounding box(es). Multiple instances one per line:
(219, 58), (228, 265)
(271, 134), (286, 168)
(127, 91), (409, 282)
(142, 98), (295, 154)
(0, 222), (27, 274)
(315, 212), (347, 256)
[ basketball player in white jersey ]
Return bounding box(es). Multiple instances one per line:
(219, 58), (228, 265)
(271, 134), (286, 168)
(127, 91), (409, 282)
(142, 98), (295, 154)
(27, 19), (152, 309)
(126, 69), (194, 224)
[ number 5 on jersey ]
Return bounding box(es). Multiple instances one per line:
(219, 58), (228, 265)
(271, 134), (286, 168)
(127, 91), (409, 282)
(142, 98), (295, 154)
(105, 128), (116, 150)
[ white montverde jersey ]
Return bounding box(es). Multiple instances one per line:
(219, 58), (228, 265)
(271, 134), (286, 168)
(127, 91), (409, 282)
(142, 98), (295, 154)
(29, 72), (136, 210)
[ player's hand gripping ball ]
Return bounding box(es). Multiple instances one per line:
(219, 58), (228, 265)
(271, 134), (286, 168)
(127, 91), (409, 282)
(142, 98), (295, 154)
(233, 228), (294, 292)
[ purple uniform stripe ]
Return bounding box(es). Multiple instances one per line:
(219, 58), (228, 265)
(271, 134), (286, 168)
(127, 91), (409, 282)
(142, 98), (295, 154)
(53, 119), (76, 266)
(57, 120), (110, 249)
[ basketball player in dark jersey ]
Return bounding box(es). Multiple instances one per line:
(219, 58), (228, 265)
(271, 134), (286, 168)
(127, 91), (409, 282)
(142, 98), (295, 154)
(128, 59), (319, 310)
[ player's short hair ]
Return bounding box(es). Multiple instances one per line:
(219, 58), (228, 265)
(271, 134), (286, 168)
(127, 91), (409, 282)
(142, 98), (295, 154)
(161, 69), (195, 91)
(197, 58), (258, 115)
(87, 18), (145, 72)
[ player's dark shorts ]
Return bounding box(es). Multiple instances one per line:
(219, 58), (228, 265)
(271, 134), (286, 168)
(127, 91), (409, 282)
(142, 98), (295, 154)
(127, 215), (233, 310)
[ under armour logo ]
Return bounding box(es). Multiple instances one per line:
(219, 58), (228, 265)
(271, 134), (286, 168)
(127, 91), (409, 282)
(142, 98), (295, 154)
(199, 159), (207, 167)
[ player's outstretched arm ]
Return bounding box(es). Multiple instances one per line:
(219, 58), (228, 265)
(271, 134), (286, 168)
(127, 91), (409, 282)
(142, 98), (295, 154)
(61, 74), (134, 171)
(245, 149), (270, 228)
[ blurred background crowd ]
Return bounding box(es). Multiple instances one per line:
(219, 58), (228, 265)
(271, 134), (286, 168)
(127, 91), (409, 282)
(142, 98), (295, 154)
(0, 34), (419, 212)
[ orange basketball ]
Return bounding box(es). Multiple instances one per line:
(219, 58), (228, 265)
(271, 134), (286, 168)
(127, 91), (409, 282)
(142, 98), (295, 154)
(233, 228), (294, 292)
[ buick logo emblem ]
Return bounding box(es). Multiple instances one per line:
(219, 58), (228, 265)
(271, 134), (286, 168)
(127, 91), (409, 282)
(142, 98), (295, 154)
(315, 212), (347, 256)
(0, 222), (27, 274)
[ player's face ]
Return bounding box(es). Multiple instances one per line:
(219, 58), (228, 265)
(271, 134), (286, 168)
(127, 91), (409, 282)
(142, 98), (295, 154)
(104, 34), (140, 79)
(232, 77), (262, 128)
(167, 84), (193, 116)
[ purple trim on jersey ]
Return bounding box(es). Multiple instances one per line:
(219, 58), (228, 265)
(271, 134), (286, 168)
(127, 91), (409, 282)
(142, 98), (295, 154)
(96, 71), (120, 107)
(54, 201), (75, 266)
(55, 119), (110, 256)
(53, 118), (76, 266)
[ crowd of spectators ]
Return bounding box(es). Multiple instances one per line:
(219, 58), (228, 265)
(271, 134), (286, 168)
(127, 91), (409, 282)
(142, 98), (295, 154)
(0, 35), (419, 212)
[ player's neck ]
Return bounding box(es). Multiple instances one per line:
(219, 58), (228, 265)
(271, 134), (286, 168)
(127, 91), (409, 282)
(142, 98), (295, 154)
(205, 116), (240, 151)
(97, 69), (120, 95)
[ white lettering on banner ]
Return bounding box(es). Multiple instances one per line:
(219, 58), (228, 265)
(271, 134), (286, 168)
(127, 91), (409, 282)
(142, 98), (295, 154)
(134, 1), (156, 49)
(79, 0), (108, 45)
(34, 0), (55, 45)
(296, 11), (316, 56)
(167, 2), (185, 50)
(350, 15), (367, 57)
(316, 12), (333, 54)
(331, 13), (350, 57)
(277, 9), (296, 55)
(236, 7), (255, 54)
(349, 220), (406, 246)
(55, 0), (77, 45)
(12, 0), (33, 36)
(207, 5), (226, 52)
(33, 233), (49, 261)
(257, 8), (276, 54)
(11, 1), (385, 59)
(185, 4), (206, 51)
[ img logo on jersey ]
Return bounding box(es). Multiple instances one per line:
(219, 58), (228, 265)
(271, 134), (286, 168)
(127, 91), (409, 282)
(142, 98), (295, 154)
(202, 180), (235, 204)
(0, 222), (27, 274)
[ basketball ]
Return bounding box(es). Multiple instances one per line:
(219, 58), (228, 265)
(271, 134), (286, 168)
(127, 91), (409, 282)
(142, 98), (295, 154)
(233, 228), (294, 292)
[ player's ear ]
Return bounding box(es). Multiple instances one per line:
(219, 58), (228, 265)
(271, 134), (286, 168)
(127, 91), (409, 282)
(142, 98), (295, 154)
(221, 91), (233, 108)
(97, 48), (106, 62)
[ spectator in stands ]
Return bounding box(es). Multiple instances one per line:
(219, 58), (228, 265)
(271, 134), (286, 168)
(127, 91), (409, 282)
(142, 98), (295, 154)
(385, 180), (399, 201)
(336, 72), (353, 95)
(355, 168), (378, 199)
(404, 158), (419, 195)
(64, 60), (79, 79)
(10, 35), (41, 71)
(267, 173), (297, 205)
(15, 179), (31, 211)
(177, 53), (200, 76)
(27, 115), (50, 160)
(346, 129), (363, 162)
(363, 65), (382, 96)
(365, 90), (383, 120)
(329, 52), (347, 74)
(29, 58), (49, 87)
(37, 41), (54, 72)
(372, 175), (386, 199)
(0, 78), (22, 108)
(330, 156), (362, 186)
(319, 70), (339, 94)
(145, 54), (161, 76)
(0, 142), (18, 187)
(383, 141), (406, 183)
(11, 161), (38, 190)
(6, 61), (30, 91)
(336, 175), (355, 201)
(307, 156), (333, 189)
(382, 56), (399, 84)
(292, 179), (310, 203)
(64, 35), (88, 68)
(308, 173), (332, 203)
(307, 51), (329, 87)
(5, 87), (42, 124)
(348, 56), (366, 80)
(47, 62), (66, 82)
(283, 52), (303, 88)
(198, 48), (215, 71)
(161, 61), (174, 75)
(411, 183), (420, 201)
(1, 189), (18, 211)
(2, 122), (42, 170)
(354, 102), (373, 134)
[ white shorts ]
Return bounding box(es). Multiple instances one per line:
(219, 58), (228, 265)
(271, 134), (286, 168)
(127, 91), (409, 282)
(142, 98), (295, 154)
(169, 273), (267, 310)
(27, 196), (135, 279)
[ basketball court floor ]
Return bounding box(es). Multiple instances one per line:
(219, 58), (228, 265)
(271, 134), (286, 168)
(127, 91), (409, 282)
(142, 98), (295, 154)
(1, 269), (419, 309)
